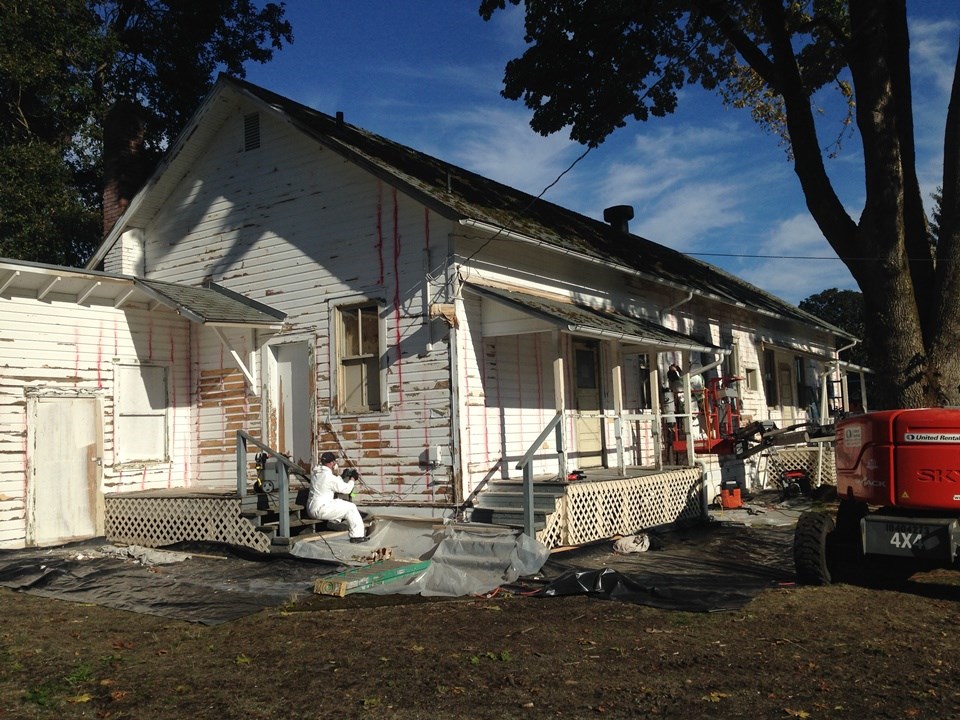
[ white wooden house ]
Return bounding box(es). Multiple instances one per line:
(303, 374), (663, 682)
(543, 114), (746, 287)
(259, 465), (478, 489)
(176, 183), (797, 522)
(0, 76), (854, 550)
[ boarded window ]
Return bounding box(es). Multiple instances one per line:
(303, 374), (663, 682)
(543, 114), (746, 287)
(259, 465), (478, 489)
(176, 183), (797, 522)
(338, 304), (381, 412)
(115, 364), (168, 462)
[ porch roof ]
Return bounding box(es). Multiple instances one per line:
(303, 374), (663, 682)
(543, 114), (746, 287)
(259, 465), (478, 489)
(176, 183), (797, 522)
(0, 258), (286, 329)
(468, 284), (720, 353)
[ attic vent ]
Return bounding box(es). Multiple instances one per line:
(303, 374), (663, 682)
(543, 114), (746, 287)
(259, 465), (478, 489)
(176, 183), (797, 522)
(243, 112), (261, 151)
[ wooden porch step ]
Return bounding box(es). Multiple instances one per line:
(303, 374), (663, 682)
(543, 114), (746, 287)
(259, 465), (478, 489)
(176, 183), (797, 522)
(469, 508), (547, 530)
(256, 517), (323, 539)
(473, 493), (563, 512)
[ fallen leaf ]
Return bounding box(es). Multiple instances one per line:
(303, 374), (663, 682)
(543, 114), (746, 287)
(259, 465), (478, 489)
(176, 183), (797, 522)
(702, 692), (729, 702)
(66, 693), (93, 703)
(110, 690), (127, 701)
(784, 709), (811, 718)
(234, 653), (252, 664)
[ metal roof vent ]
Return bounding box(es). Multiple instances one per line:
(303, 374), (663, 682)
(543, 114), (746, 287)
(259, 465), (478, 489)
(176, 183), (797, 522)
(244, 112), (261, 151)
(603, 205), (634, 234)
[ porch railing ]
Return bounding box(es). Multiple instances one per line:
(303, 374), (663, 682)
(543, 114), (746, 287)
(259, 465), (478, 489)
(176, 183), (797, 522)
(515, 411), (565, 538)
(236, 431), (308, 542)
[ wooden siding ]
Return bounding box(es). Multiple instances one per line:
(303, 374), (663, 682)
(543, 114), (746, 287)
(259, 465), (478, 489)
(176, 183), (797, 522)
(122, 104), (455, 506)
(194, 326), (261, 486)
(0, 294), (195, 548)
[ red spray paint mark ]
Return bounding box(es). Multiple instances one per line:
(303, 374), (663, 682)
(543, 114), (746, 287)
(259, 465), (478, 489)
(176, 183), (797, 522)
(168, 333), (176, 489)
(74, 327), (80, 387)
(480, 339), (491, 469)
(376, 185), (385, 286)
(516, 335), (523, 414)
(391, 191), (405, 492)
(96, 321), (103, 389)
(392, 188), (404, 405)
(190, 324), (198, 485)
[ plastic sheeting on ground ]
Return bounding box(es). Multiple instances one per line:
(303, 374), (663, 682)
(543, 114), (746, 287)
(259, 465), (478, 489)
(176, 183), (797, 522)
(0, 519), (551, 623)
(0, 518), (796, 623)
(291, 517), (551, 596)
(0, 541), (329, 625)
(531, 521), (796, 612)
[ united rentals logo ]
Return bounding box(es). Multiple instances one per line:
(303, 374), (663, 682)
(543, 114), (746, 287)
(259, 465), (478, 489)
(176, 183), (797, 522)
(904, 433), (960, 442)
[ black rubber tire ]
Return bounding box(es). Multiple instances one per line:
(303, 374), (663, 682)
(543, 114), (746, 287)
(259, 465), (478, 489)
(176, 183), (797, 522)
(794, 511), (836, 585)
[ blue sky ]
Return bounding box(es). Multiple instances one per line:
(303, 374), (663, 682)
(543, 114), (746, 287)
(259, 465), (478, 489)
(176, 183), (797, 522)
(244, 1), (959, 306)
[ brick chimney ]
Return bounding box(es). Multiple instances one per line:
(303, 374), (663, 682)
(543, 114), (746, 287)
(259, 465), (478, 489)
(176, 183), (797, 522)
(102, 101), (149, 237)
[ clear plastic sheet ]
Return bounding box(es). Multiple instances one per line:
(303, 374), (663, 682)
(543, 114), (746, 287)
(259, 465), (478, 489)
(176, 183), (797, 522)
(292, 517), (551, 596)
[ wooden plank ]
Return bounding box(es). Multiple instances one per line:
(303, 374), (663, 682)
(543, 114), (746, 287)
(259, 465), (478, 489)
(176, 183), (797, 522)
(314, 559), (432, 597)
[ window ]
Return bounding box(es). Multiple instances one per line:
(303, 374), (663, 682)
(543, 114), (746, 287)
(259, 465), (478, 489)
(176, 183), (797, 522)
(763, 349), (778, 407)
(338, 304), (381, 412)
(744, 367), (760, 392)
(115, 364), (168, 462)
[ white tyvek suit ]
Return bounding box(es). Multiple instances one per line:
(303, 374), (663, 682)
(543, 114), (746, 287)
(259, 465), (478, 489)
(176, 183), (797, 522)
(306, 464), (365, 539)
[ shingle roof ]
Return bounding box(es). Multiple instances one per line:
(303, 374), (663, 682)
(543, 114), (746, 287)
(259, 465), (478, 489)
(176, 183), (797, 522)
(136, 279), (286, 326)
(227, 76), (851, 339)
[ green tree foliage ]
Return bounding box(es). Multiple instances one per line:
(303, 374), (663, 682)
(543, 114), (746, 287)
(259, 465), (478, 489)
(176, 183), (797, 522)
(480, 0), (960, 409)
(798, 289), (864, 350)
(0, 0), (292, 265)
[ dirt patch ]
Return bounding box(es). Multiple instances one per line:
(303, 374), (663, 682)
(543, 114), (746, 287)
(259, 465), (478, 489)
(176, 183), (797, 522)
(2, 566), (960, 719)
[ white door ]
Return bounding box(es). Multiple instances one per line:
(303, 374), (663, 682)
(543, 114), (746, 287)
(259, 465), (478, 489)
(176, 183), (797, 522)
(271, 342), (313, 468)
(574, 342), (604, 468)
(27, 397), (103, 546)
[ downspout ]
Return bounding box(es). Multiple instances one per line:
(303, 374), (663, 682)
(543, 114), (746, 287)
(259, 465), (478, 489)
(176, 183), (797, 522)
(822, 338), (859, 417)
(658, 291), (693, 323)
(446, 233), (464, 513)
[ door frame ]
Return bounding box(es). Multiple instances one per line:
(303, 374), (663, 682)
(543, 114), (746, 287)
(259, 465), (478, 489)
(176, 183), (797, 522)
(572, 339), (605, 467)
(262, 338), (315, 469)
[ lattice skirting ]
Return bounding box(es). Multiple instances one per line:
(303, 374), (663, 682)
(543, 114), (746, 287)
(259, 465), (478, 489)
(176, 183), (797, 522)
(538, 467), (704, 548)
(764, 445), (836, 487)
(104, 496), (271, 553)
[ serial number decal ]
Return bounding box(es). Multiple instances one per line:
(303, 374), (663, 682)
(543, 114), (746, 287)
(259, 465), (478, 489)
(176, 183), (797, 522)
(904, 432), (960, 442)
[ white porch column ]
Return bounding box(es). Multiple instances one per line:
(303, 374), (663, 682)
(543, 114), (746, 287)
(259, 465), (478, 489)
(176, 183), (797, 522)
(611, 344), (625, 475)
(552, 330), (567, 479)
(650, 366), (662, 470)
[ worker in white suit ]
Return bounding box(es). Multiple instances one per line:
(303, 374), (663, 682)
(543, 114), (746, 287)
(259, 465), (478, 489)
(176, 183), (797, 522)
(306, 452), (368, 543)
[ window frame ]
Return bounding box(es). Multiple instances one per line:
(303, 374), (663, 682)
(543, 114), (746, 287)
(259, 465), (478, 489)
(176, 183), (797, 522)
(335, 301), (386, 414)
(114, 362), (170, 464)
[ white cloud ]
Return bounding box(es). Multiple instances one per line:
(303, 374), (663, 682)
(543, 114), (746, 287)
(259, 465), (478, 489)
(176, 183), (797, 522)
(734, 214), (857, 304)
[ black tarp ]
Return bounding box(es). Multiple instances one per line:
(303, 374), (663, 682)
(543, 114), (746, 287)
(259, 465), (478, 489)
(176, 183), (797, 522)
(0, 520), (797, 622)
(531, 522), (795, 612)
(0, 541), (336, 625)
